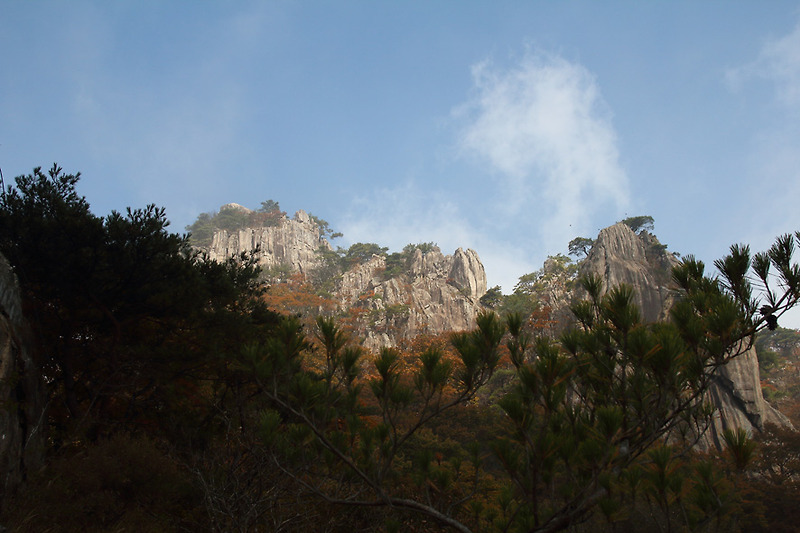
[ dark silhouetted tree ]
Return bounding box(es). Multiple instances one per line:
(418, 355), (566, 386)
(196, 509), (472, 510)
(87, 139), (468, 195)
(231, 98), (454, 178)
(0, 164), (282, 445)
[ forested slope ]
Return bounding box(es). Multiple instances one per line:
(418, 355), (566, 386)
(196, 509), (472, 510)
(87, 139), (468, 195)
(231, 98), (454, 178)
(2, 166), (800, 532)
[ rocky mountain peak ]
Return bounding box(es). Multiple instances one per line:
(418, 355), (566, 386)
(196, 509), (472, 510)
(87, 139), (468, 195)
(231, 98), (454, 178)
(339, 246), (487, 350)
(207, 208), (331, 274)
(293, 209), (312, 224)
(219, 202), (251, 213)
(581, 222), (678, 322)
(204, 211), (488, 350)
(595, 222), (648, 261)
(450, 247), (487, 299)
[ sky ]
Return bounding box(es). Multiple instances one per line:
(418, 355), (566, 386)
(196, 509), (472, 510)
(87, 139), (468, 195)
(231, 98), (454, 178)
(3, 1), (800, 324)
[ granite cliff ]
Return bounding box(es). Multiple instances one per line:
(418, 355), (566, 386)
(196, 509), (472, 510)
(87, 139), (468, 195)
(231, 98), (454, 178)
(205, 204), (331, 274)
(579, 223), (678, 322)
(203, 207), (488, 350)
(338, 246), (487, 350)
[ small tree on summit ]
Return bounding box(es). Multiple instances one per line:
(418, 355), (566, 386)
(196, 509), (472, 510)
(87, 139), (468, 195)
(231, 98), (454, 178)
(341, 242), (388, 268)
(258, 199), (281, 213)
(308, 213), (342, 239)
(251, 199), (286, 227)
(621, 215), (655, 234)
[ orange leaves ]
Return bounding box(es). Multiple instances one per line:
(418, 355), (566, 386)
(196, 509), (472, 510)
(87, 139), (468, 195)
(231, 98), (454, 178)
(261, 272), (337, 317)
(529, 304), (556, 334)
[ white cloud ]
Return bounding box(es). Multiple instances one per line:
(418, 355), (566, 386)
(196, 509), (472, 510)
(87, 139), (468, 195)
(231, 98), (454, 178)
(454, 51), (630, 252)
(727, 20), (800, 110)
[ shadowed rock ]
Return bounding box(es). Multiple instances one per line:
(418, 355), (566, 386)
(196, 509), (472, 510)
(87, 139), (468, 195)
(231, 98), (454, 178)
(0, 253), (44, 506)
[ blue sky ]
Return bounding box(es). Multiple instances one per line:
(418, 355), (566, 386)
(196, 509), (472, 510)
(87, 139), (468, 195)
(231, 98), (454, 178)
(3, 2), (800, 320)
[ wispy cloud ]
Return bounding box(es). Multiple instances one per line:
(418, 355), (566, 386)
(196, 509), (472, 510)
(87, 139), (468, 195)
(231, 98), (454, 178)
(725, 20), (800, 243)
(339, 179), (536, 293)
(340, 181), (474, 252)
(727, 20), (800, 110)
(56, 4), (272, 226)
(454, 50), (630, 252)
(722, 20), (800, 334)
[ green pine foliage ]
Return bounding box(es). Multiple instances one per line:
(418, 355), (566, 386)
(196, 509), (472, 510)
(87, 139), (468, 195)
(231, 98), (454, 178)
(382, 242), (438, 279)
(480, 285), (504, 309)
(340, 242), (389, 269)
(568, 236), (594, 258)
(308, 212), (343, 239)
(0, 164), (283, 471)
(239, 242), (800, 531)
(620, 215), (655, 234)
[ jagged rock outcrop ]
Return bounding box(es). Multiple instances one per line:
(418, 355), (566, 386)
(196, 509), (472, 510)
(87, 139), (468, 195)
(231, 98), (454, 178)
(0, 254), (44, 506)
(704, 345), (792, 448)
(206, 207), (331, 274)
(580, 223), (679, 322)
(205, 208), (488, 350)
(579, 223), (791, 446)
(449, 248), (487, 300)
(338, 246), (488, 350)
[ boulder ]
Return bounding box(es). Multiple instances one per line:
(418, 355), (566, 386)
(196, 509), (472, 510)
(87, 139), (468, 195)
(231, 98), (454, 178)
(704, 344), (792, 448)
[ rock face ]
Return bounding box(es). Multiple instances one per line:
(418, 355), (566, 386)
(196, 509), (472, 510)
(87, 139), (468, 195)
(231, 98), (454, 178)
(580, 223), (678, 322)
(205, 209), (488, 350)
(579, 223), (791, 445)
(338, 247), (488, 350)
(705, 345), (792, 448)
(0, 253), (44, 505)
(206, 207), (331, 274)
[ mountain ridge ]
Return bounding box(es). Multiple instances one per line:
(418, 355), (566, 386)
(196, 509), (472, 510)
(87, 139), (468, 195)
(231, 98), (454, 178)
(197, 205), (793, 446)
(198, 206), (488, 350)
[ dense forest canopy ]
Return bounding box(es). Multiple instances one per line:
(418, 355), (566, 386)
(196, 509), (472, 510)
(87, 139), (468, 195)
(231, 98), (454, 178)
(2, 166), (800, 532)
